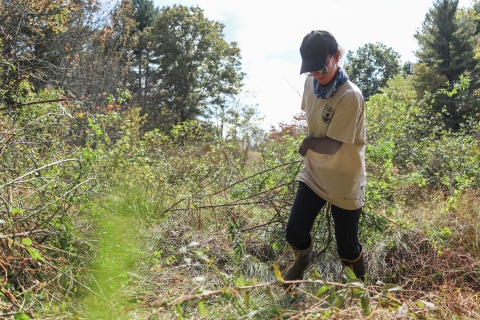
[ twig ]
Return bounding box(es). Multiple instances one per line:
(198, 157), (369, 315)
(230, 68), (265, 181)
(239, 218), (284, 232)
(168, 199), (288, 212)
(0, 158), (79, 190)
(283, 77), (303, 98)
(153, 278), (400, 315)
(0, 98), (66, 112)
(0, 260), (7, 285)
(0, 311), (20, 317)
(42, 260), (113, 306)
(160, 160), (301, 215)
(0, 229), (55, 239)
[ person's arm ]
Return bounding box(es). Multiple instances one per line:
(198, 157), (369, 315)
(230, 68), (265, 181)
(298, 136), (343, 156)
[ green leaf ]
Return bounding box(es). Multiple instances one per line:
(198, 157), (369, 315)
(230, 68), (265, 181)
(26, 247), (45, 262)
(315, 285), (329, 297)
(350, 287), (365, 298)
(308, 270), (325, 283)
(271, 242), (279, 251)
(344, 266), (356, 279)
(361, 292), (371, 314)
(221, 287), (233, 301)
(272, 262), (284, 282)
(328, 286), (336, 305)
(382, 283), (403, 296)
(346, 279), (364, 287)
(10, 208), (25, 215)
(14, 313), (31, 320)
(335, 292), (346, 309)
(244, 292), (250, 309)
(174, 304), (184, 319)
(198, 300), (207, 316)
(21, 238), (33, 246)
(264, 285), (273, 299)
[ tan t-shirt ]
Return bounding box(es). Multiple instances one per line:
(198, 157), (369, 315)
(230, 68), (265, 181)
(298, 77), (366, 210)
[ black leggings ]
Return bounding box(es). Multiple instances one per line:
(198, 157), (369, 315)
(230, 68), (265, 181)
(285, 181), (362, 261)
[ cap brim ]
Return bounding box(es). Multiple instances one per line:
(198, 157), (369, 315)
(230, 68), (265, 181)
(300, 55), (328, 75)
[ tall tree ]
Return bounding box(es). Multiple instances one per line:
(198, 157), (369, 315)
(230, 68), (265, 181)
(414, 0), (479, 130)
(0, 0), (102, 105)
(130, 0), (158, 112)
(145, 5), (245, 130)
(219, 89), (265, 151)
(344, 42), (401, 100)
(67, 0), (138, 113)
(412, 62), (449, 97)
(132, 0), (158, 32)
(414, 0), (477, 84)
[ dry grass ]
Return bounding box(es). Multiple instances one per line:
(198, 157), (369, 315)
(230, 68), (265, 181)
(363, 189), (480, 319)
(88, 149), (480, 319)
(143, 186), (480, 319)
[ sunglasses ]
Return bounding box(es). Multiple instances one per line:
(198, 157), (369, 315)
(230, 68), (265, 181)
(304, 55), (335, 76)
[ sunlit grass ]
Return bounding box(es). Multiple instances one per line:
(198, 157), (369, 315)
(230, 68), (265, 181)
(80, 191), (152, 319)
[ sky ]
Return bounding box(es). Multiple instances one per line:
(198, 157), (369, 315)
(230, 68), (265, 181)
(153, 0), (474, 129)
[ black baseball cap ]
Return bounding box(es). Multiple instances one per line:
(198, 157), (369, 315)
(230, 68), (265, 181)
(299, 30), (338, 74)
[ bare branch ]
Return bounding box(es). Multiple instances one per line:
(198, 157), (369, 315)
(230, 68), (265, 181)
(0, 98), (66, 112)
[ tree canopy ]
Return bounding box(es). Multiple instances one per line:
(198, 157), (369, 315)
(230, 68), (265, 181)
(142, 5), (245, 130)
(414, 0), (477, 84)
(414, 0), (480, 129)
(132, 0), (158, 32)
(344, 42), (402, 100)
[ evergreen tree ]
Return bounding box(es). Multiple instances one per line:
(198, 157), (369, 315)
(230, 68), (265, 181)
(414, 0), (477, 84)
(414, 0), (479, 130)
(132, 0), (158, 32)
(130, 0), (159, 113)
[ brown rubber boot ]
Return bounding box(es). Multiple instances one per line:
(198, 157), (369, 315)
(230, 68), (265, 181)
(282, 236), (314, 290)
(341, 251), (365, 281)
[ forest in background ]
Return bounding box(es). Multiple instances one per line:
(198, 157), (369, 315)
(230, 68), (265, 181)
(0, 0), (479, 319)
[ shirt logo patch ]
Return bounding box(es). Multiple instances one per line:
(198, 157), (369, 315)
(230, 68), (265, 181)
(322, 105), (334, 124)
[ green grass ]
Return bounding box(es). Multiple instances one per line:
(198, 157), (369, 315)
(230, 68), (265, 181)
(69, 139), (480, 319)
(80, 193), (149, 319)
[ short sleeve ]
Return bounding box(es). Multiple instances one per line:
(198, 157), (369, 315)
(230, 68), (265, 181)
(301, 78), (308, 111)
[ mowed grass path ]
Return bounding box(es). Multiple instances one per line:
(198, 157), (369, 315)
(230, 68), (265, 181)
(80, 191), (151, 319)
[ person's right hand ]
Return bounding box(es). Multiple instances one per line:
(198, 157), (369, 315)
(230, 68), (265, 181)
(298, 137), (310, 157)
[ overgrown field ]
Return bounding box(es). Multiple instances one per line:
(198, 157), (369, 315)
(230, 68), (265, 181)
(1, 81), (480, 320)
(1, 0), (480, 318)
(92, 125), (480, 319)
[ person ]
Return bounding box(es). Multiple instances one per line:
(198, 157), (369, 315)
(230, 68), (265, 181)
(283, 30), (366, 288)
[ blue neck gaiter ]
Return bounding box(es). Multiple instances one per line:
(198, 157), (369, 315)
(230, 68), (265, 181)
(313, 68), (349, 99)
